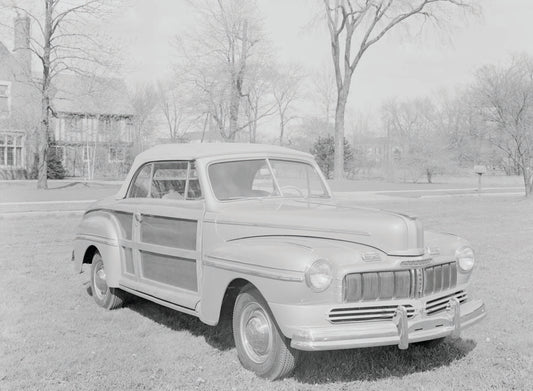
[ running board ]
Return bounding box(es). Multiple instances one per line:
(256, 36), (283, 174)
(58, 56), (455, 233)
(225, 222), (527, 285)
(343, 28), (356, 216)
(119, 285), (199, 317)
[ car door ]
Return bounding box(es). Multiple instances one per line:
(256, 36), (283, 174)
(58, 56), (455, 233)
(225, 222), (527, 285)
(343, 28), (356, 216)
(122, 160), (204, 311)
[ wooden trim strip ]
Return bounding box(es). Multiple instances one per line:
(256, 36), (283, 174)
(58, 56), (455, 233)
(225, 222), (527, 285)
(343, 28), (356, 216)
(119, 238), (198, 259)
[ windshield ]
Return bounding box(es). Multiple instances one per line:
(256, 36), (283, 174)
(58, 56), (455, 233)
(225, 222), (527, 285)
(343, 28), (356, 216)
(208, 159), (329, 201)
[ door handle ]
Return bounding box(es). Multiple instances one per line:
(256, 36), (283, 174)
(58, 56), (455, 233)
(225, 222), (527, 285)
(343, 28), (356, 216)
(134, 212), (142, 223)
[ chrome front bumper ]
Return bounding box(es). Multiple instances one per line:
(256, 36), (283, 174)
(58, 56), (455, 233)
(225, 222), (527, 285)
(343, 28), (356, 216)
(290, 299), (486, 351)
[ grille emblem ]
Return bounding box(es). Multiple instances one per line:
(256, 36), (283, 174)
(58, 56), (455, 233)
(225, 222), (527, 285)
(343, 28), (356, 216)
(400, 258), (432, 268)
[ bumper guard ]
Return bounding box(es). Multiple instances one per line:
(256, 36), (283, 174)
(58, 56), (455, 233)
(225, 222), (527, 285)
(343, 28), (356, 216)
(291, 298), (485, 351)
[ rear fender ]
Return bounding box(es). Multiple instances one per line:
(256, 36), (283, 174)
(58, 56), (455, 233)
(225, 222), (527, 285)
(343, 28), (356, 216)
(73, 210), (127, 287)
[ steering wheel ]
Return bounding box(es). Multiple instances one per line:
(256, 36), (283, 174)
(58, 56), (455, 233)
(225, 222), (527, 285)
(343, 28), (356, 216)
(280, 185), (305, 197)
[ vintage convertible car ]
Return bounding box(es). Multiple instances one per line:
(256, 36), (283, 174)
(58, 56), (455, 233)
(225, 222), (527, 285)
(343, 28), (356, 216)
(73, 143), (486, 379)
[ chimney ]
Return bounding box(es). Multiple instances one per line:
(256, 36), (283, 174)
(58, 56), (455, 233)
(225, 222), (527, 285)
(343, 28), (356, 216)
(13, 16), (31, 74)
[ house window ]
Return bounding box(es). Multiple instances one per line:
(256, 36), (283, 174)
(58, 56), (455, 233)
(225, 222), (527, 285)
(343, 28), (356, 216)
(0, 81), (10, 118)
(65, 115), (82, 133)
(125, 118), (134, 142)
(0, 132), (24, 167)
(83, 145), (93, 162)
(101, 116), (111, 131)
(109, 146), (125, 163)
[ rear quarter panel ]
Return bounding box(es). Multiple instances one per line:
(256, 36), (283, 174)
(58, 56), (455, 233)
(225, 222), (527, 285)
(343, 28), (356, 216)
(74, 208), (132, 287)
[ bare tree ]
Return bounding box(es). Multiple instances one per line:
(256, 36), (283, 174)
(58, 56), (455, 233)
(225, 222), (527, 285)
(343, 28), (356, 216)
(175, 0), (268, 141)
(157, 82), (191, 142)
(381, 97), (453, 183)
(1, 0), (118, 188)
(472, 55), (533, 196)
(323, 0), (476, 180)
(244, 74), (275, 143)
(130, 83), (158, 154)
(272, 65), (302, 145)
(312, 66), (336, 127)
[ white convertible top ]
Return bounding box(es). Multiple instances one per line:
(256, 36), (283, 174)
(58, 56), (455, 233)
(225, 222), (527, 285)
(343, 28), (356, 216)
(116, 143), (314, 199)
(135, 143), (311, 161)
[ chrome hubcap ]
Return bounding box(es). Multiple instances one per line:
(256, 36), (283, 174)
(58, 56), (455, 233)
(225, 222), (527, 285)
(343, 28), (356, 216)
(93, 263), (108, 299)
(240, 303), (272, 363)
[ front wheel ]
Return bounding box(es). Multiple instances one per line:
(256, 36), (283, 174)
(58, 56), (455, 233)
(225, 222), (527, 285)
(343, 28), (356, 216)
(233, 285), (299, 380)
(90, 252), (125, 310)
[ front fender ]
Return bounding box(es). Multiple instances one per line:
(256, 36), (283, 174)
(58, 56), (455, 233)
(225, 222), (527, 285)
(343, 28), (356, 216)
(199, 237), (351, 328)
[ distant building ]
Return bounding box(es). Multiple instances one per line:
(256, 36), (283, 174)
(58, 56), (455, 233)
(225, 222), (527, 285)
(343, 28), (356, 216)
(352, 135), (402, 165)
(0, 16), (134, 179)
(0, 16), (35, 179)
(50, 74), (134, 178)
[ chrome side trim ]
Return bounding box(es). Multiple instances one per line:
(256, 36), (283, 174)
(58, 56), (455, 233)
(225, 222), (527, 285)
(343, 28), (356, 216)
(75, 234), (118, 247)
(204, 255), (304, 282)
(203, 219), (370, 237)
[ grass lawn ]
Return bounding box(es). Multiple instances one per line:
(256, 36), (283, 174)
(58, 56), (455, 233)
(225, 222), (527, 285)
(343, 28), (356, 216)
(1, 196), (532, 390)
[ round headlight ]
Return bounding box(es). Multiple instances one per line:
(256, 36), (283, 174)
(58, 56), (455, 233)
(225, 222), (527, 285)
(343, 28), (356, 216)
(305, 259), (333, 292)
(455, 246), (475, 272)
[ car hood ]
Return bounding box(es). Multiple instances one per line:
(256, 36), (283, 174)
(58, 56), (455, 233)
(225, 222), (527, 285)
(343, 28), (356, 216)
(208, 199), (424, 256)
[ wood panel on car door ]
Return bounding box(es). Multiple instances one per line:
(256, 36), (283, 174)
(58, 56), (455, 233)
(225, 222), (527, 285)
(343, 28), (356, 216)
(125, 199), (204, 311)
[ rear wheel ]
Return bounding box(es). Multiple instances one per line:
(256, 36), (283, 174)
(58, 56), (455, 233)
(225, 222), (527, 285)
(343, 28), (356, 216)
(233, 285), (299, 380)
(90, 252), (125, 310)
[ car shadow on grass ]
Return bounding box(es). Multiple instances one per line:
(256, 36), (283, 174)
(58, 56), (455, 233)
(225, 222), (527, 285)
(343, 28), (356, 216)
(125, 296), (235, 351)
(293, 338), (476, 383)
(90, 288), (476, 383)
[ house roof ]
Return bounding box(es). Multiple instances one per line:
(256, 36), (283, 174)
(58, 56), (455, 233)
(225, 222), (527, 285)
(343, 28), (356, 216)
(51, 73), (133, 116)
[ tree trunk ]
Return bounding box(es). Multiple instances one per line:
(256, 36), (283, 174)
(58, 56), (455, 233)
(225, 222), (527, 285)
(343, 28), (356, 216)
(37, 0), (53, 189)
(426, 169), (433, 184)
(37, 94), (49, 189)
(333, 91), (347, 180)
(229, 86), (239, 140)
(279, 120), (285, 146)
(523, 167), (533, 197)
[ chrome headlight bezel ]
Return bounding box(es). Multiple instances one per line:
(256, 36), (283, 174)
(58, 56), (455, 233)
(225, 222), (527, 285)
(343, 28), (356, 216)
(455, 246), (475, 273)
(305, 259), (333, 292)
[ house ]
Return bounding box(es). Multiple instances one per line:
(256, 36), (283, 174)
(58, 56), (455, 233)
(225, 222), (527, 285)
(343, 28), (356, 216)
(0, 16), (134, 180)
(0, 16), (36, 179)
(50, 74), (134, 178)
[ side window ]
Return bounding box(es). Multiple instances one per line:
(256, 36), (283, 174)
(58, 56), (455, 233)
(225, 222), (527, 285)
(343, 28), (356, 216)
(152, 161), (188, 199)
(187, 161), (203, 200)
(129, 163), (152, 198)
(127, 161), (203, 200)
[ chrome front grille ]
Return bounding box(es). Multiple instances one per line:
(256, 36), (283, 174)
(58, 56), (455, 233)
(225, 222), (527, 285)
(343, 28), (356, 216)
(423, 262), (457, 296)
(344, 261), (458, 302)
(328, 304), (415, 323)
(425, 290), (467, 315)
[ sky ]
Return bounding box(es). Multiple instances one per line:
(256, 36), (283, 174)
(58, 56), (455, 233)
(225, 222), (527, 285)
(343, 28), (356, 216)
(0, 0), (531, 125)
(110, 0), (533, 115)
